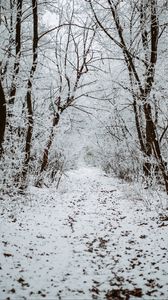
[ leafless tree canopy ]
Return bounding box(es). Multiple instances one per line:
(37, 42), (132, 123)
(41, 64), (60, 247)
(0, 0), (168, 193)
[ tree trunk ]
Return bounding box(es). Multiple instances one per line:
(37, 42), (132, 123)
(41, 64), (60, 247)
(143, 101), (168, 193)
(40, 113), (60, 173)
(0, 80), (6, 155)
(10, 0), (23, 104)
(21, 0), (38, 184)
(21, 85), (34, 180)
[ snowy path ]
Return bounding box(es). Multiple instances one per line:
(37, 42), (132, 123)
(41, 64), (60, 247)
(0, 167), (168, 299)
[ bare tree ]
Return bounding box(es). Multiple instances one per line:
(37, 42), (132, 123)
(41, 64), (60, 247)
(40, 18), (96, 173)
(88, 0), (168, 192)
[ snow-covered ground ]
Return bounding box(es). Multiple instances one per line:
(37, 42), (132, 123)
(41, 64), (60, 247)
(0, 167), (168, 299)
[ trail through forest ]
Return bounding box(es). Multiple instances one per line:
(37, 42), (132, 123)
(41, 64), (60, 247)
(0, 167), (168, 299)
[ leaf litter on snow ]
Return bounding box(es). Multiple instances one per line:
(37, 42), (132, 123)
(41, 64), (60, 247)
(0, 167), (168, 299)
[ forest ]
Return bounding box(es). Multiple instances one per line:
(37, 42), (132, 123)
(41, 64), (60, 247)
(0, 0), (168, 299)
(0, 0), (168, 192)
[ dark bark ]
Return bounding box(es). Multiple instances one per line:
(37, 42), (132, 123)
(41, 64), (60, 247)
(21, 0), (38, 182)
(0, 80), (6, 155)
(10, 0), (23, 103)
(40, 113), (60, 173)
(143, 101), (168, 192)
(21, 84), (33, 179)
(133, 99), (145, 153)
(142, 0), (160, 176)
